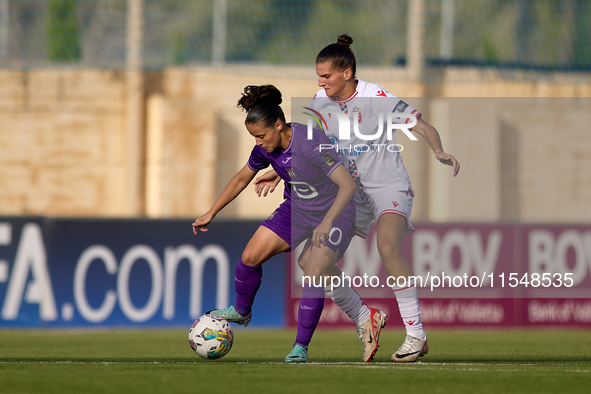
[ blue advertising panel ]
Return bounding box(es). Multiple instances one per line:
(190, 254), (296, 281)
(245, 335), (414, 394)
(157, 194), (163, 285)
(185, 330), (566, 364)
(0, 217), (284, 327)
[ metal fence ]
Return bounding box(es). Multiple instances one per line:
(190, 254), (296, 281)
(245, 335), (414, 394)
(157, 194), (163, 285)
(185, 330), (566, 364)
(0, 0), (590, 72)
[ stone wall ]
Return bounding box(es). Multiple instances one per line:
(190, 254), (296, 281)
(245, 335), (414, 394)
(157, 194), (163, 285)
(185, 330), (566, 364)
(1, 66), (590, 222)
(0, 70), (127, 216)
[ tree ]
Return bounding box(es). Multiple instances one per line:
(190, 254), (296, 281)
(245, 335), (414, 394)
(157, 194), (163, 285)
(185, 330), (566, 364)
(46, 0), (81, 61)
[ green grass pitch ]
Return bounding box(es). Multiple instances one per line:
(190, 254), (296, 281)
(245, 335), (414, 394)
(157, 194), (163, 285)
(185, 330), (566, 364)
(0, 328), (590, 394)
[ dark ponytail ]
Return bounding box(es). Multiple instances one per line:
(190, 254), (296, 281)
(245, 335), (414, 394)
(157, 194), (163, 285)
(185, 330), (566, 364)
(237, 85), (286, 128)
(316, 34), (357, 78)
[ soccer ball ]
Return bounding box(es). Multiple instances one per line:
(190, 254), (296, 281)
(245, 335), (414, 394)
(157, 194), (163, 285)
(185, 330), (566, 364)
(188, 314), (234, 359)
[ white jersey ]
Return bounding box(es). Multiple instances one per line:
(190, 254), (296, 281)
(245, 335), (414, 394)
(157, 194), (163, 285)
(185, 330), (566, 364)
(310, 80), (421, 206)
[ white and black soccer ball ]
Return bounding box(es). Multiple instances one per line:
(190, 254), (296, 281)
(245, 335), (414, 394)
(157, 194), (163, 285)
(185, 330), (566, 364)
(188, 314), (234, 359)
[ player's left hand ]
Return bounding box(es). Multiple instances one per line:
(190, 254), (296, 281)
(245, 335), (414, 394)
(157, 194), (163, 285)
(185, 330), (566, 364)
(313, 220), (333, 248)
(435, 151), (460, 177)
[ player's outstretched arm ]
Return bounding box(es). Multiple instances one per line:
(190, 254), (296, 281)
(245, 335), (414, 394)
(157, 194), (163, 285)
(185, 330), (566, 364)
(412, 117), (461, 177)
(253, 169), (281, 197)
(192, 164), (257, 234)
(312, 164), (356, 247)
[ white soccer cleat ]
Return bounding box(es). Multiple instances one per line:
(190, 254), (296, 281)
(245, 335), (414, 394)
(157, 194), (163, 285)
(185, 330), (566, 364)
(391, 335), (429, 363)
(356, 308), (388, 362)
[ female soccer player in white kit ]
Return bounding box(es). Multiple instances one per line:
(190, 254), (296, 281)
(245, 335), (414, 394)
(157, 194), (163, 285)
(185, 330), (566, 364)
(315, 34), (460, 363)
(256, 34), (460, 363)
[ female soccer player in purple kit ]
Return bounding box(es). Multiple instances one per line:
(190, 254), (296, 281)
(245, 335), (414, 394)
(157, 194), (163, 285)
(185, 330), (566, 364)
(192, 84), (357, 363)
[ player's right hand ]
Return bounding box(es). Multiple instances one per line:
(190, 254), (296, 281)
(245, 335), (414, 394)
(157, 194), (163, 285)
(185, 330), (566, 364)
(254, 169), (281, 197)
(192, 213), (213, 235)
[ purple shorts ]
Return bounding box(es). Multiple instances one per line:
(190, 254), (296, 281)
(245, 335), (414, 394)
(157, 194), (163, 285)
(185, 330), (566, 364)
(260, 198), (356, 259)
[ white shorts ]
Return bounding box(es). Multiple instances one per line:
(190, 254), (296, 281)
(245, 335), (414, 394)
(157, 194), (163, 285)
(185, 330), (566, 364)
(354, 186), (415, 238)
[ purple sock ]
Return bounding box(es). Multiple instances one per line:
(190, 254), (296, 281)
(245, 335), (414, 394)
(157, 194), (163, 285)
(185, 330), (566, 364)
(295, 283), (325, 348)
(234, 260), (262, 316)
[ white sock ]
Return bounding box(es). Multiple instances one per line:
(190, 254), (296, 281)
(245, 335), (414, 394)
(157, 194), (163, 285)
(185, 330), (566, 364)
(325, 283), (370, 327)
(393, 278), (425, 340)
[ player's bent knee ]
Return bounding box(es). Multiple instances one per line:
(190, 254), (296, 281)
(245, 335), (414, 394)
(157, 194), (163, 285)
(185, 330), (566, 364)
(377, 242), (402, 262)
(297, 258), (307, 271)
(241, 249), (265, 267)
(297, 251), (310, 271)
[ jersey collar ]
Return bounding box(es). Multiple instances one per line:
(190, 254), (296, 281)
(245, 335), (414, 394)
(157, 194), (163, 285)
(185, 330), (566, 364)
(327, 81), (359, 104)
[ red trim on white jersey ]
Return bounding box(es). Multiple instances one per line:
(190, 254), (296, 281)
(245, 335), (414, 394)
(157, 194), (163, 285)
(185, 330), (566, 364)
(378, 209), (408, 220)
(355, 229), (368, 239)
(378, 210), (415, 233)
(328, 90), (359, 104)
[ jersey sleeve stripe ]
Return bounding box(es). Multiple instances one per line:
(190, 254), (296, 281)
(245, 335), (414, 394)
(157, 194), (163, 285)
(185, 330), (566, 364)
(325, 162), (343, 177)
(247, 162), (259, 172)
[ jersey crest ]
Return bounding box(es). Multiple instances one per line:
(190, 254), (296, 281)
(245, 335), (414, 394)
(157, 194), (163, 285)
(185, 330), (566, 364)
(339, 102), (348, 114)
(267, 209), (278, 220)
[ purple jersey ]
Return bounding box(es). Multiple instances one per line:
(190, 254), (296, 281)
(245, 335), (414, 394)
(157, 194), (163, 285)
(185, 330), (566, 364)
(248, 123), (354, 216)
